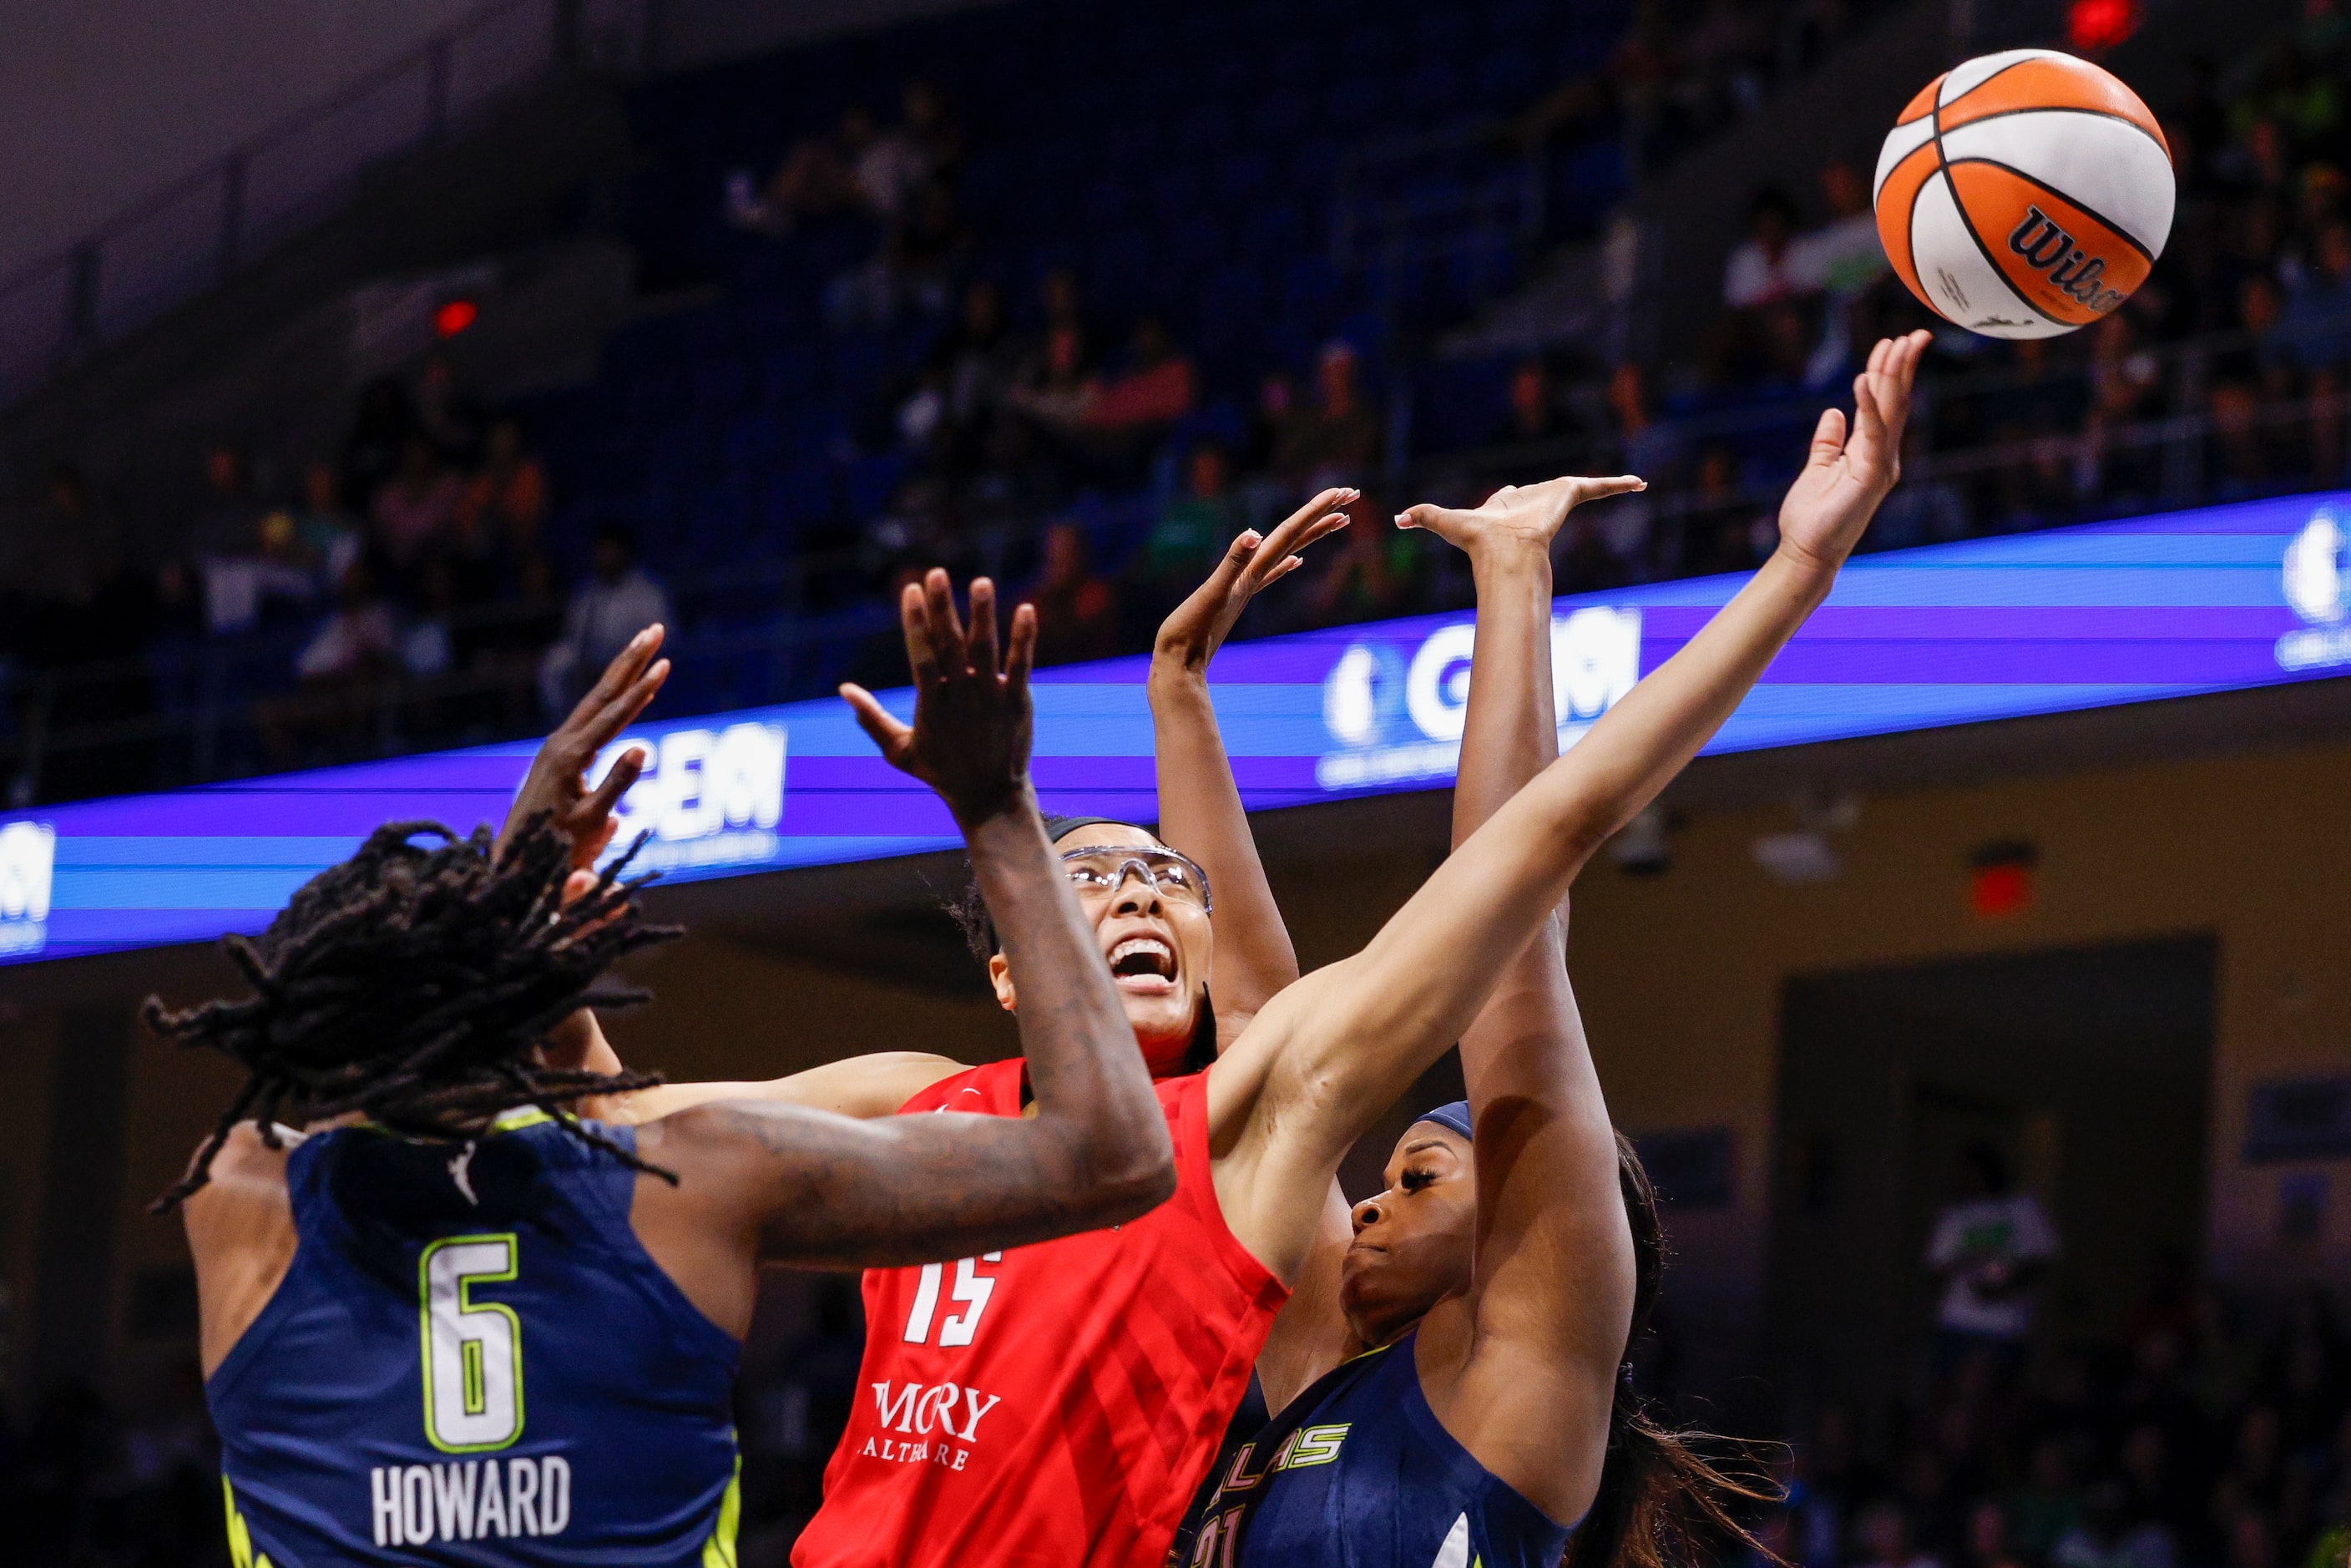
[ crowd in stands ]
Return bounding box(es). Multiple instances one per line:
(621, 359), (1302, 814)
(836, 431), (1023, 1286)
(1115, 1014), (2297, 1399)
(0, 352), (678, 801)
(1763, 1269), (2350, 1568)
(11, 0), (2351, 809)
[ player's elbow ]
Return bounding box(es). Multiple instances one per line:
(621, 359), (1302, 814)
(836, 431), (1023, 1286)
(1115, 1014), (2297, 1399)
(1064, 1125), (1177, 1227)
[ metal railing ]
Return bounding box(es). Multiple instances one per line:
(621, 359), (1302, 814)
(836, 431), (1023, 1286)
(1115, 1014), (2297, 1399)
(0, 0), (652, 408)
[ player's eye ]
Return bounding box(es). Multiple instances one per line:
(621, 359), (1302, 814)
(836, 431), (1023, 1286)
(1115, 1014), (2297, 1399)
(1400, 1169), (1434, 1192)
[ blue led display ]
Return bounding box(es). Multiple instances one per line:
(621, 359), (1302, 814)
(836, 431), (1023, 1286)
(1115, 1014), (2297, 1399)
(3, 490), (2346, 964)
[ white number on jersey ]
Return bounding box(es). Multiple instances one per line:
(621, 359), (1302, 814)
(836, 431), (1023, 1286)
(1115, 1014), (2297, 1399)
(420, 1233), (524, 1451)
(902, 1252), (1002, 1346)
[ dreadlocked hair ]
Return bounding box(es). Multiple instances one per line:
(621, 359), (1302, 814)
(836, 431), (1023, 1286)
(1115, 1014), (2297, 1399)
(1563, 1131), (1787, 1568)
(144, 816), (683, 1212)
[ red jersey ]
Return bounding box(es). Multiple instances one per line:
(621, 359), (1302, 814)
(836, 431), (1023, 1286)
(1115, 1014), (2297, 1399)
(791, 1061), (1288, 1568)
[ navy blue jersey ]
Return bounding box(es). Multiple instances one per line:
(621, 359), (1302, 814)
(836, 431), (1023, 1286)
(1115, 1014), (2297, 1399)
(205, 1111), (742, 1565)
(1176, 1334), (1575, 1568)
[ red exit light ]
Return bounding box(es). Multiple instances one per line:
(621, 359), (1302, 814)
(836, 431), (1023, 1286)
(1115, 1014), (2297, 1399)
(2067, 0), (2141, 51)
(1968, 841), (2039, 919)
(434, 299), (478, 338)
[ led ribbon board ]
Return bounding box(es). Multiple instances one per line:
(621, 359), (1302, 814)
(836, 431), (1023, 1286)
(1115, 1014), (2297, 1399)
(5, 491), (2347, 964)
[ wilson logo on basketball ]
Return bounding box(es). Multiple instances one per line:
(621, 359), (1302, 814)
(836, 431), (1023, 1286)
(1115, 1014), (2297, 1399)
(2006, 205), (2126, 314)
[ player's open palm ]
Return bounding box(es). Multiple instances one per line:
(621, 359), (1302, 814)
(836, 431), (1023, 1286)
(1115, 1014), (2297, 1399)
(1395, 473), (1646, 560)
(842, 569), (1037, 823)
(498, 623), (670, 868)
(1776, 330), (1932, 570)
(1154, 488), (1356, 673)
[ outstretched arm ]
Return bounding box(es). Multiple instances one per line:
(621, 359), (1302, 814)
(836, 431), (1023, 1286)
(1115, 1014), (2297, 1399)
(634, 575), (1174, 1328)
(1395, 474), (1640, 1525)
(1150, 488), (1352, 1031)
(1212, 334), (1929, 1285)
(1148, 489), (1358, 1410)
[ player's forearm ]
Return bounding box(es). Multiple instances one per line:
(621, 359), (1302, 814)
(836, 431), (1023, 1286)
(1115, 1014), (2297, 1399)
(1148, 660), (1300, 1017)
(725, 1106), (1171, 1269)
(1317, 548), (1839, 1072)
(1452, 543), (1560, 850)
(964, 792), (1175, 1201)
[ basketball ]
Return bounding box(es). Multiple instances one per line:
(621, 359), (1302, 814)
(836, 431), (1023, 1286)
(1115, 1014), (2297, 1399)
(1873, 48), (2175, 339)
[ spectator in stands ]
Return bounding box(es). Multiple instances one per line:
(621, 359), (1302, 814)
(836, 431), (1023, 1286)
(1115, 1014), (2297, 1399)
(457, 417), (549, 567)
(189, 442), (262, 564)
(1793, 159), (1893, 385)
(1024, 521), (1118, 665)
(538, 524), (672, 714)
(1873, 422), (1969, 550)
(2078, 315), (2170, 508)
(852, 99), (933, 227)
(930, 280), (1018, 477)
(2283, 220), (2351, 366)
(189, 444), (316, 635)
(292, 459), (363, 592)
(899, 79), (964, 193)
(1925, 1142), (2060, 1383)
(260, 560), (397, 766)
(1016, 315), (1197, 483)
(341, 377), (417, 513)
(1676, 443), (1762, 574)
(1961, 1498), (2025, 1568)
(369, 437), (465, 580)
(1275, 341), (1382, 489)
(733, 105), (880, 235)
(1300, 513), (1409, 630)
(1080, 316), (1196, 438)
(1725, 187), (1805, 311)
(1683, 0), (1771, 125)
(416, 351), (487, 468)
(8, 464), (113, 664)
(1853, 1500), (1944, 1568)
(1503, 357), (1566, 443)
(2050, 1479), (2177, 1568)
(1132, 441), (1239, 619)
(1017, 268), (1094, 402)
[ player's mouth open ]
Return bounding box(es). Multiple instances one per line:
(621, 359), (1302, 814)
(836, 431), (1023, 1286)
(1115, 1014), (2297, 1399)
(1107, 936), (1178, 994)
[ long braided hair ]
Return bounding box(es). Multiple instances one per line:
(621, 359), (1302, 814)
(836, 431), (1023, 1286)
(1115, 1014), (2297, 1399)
(145, 817), (681, 1211)
(1565, 1132), (1786, 1568)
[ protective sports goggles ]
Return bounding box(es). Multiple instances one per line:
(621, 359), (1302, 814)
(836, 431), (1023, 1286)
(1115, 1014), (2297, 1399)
(1058, 845), (1213, 913)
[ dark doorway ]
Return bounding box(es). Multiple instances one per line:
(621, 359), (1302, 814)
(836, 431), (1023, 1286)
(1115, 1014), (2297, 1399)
(1762, 937), (2214, 1425)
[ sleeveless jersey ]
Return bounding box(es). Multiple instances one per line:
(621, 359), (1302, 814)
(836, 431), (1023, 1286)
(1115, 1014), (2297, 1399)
(791, 1062), (1290, 1568)
(205, 1111), (743, 1565)
(1180, 1335), (1575, 1568)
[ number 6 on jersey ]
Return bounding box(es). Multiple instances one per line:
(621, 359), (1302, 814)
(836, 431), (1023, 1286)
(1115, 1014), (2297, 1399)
(420, 1234), (524, 1451)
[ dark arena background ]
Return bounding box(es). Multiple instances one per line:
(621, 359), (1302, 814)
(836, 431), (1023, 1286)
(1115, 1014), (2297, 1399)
(0, 0), (2348, 1562)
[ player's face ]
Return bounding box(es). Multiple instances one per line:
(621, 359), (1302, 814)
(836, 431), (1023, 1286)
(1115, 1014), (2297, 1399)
(1339, 1126), (1476, 1346)
(987, 824), (1212, 1071)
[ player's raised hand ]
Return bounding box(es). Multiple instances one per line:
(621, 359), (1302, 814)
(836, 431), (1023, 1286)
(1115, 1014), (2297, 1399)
(1775, 329), (1932, 572)
(842, 569), (1038, 824)
(1395, 473), (1646, 562)
(497, 624), (671, 868)
(1153, 488), (1355, 675)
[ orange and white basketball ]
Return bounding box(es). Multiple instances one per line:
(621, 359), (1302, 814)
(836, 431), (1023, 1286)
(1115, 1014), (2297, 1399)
(1874, 48), (2174, 339)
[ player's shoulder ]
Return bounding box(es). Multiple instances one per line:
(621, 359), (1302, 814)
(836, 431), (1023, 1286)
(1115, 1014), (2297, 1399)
(182, 1122), (298, 1244)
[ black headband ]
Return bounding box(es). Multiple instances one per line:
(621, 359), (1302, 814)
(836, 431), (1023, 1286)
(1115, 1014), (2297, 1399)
(1040, 813), (1157, 845)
